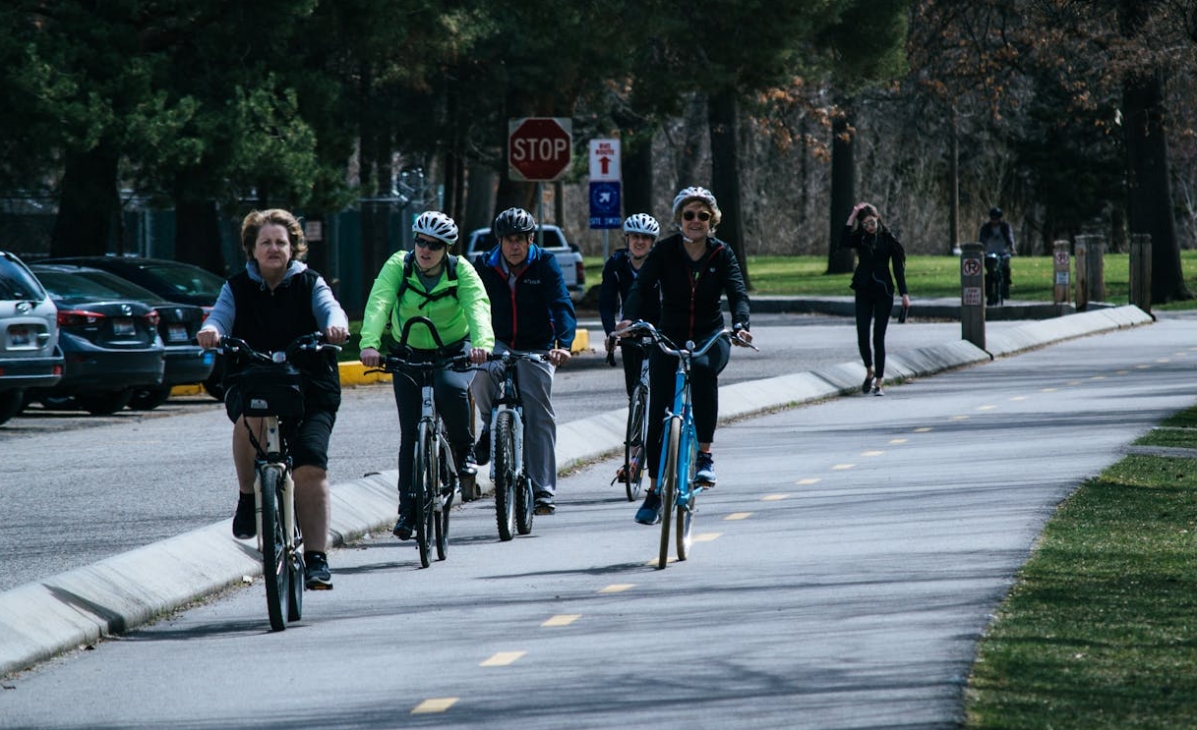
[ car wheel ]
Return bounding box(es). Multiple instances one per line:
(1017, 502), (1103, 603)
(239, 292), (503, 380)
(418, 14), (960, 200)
(0, 389), (24, 425)
(129, 386), (172, 411)
(76, 389), (134, 415)
(38, 395), (78, 411)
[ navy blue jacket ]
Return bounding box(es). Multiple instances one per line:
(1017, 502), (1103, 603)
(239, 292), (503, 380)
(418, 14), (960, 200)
(475, 244), (577, 351)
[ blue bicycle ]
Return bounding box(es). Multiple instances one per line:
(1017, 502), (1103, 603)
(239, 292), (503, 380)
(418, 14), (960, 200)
(615, 321), (756, 569)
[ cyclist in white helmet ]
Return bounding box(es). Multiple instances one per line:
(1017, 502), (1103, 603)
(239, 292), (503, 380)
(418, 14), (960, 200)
(600, 213), (661, 393)
(616, 186), (752, 526)
(359, 210), (495, 539)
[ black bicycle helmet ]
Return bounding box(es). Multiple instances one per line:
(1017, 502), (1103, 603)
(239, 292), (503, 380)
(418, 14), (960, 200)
(493, 207), (536, 238)
(989, 207), (1003, 219)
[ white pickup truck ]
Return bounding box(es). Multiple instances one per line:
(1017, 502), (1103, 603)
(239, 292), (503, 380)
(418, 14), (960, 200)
(464, 225), (586, 300)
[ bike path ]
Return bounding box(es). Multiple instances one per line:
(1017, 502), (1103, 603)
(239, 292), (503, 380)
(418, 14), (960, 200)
(0, 305), (1154, 678)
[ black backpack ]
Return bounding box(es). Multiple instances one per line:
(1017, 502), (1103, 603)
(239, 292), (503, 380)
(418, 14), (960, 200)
(396, 251), (460, 310)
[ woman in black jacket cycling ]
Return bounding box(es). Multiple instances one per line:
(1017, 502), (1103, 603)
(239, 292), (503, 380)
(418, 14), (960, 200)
(618, 186), (751, 526)
(842, 202), (909, 396)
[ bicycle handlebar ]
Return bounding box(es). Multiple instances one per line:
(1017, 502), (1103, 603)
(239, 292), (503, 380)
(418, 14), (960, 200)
(217, 332), (341, 363)
(612, 321), (758, 356)
(486, 349), (548, 364)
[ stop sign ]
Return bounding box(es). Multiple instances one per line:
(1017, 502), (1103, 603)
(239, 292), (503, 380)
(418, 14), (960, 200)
(508, 117), (573, 182)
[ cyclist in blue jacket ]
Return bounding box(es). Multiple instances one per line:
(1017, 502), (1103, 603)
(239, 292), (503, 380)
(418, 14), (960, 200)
(470, 207), (576, 515)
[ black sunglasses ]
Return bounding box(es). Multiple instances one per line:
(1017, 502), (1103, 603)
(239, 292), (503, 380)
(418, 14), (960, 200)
(682, 210), (712, 222)
(414, 237), (446, 251)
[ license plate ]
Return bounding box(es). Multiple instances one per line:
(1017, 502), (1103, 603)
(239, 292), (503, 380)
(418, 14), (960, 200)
(9, 326), (31, 347)
(113, 318), (135, 336)
(168, 324), (188, 342)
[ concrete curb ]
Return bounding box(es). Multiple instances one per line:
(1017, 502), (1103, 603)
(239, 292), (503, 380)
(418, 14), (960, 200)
(0, 305), (1152, 678)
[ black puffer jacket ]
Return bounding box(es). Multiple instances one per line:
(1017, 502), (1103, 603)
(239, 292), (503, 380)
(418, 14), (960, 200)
(841, 224), (908, 298)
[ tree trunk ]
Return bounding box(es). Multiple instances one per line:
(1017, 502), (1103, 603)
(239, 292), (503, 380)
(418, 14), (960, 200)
(826, 104), (856, 275)
(622, 126), (654, 218)
(676, 94), (707, 189)
(463, 163), (497, 234)
(1124, 67), (1190, 304)
(50, 145), (120, 257)
(708, 90), (749, 288)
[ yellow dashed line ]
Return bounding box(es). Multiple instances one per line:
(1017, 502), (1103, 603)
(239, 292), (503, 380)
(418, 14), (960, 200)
(481, 652), (525, 667)
(599, 584), (634, 593)
(1116, 370), (1129, 376)
(1067, 380), (1083, 386)
(724, 512), (752, 521)
(1009, 396), (1028, 401)
(1090, 375), (1106, 381)
(1040, 387), (1058, 392)
(1157, 358), (1171, 363)
(914, 427), (933, 433)
(861, 450), (884, 457)
(951, 415), (969, 421)
(1135, 364), (1150, 369)
(412, 698), (458, 714)
(762, 494), (789, 501)
(832, 464), (854, 470)
(694, 533), (721, 542)
(889, 438), (908, 444)
(542, 615), (580, 627)
(977, 405), (996, 411)
(796, 477), (820, 485)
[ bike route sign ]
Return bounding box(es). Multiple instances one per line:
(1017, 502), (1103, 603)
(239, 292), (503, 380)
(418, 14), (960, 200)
(589, 181), (621, 229)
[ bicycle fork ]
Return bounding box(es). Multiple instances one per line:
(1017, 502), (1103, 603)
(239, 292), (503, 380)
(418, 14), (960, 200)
(252, 417), (297, 556)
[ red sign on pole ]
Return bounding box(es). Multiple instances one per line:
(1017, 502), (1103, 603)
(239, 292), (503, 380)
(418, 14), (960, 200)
(508, 117), (573, 182)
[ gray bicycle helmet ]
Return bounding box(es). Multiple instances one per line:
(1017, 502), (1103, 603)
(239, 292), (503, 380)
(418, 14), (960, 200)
(672, 186), (719, 216)
(493, 207), (536, 238)
(623, 213), (660, 238)
(412, 211), (459, 245)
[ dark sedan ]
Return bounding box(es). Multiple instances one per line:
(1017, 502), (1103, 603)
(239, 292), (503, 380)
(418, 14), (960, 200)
(31, 264), (214, 410)
(25, 267), (165, 415)
(42, 256), (229, 399)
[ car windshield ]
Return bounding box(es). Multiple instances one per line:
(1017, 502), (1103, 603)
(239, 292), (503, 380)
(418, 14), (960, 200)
(141, 262), (225, 300)
(69, 269), (162, 304)
(32, 270), (131, 302)
(0, 255), (48, 300)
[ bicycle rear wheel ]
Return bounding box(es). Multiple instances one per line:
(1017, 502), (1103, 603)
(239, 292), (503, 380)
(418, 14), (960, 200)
(435, 436), (452, 561)
(259, 465), (288, 631)
(657, 418), (681, 569)
(493, 411), (517, 541)
(676, 432), (698, 561)
(624, 383), (648, 502)
(414, 422), (436, 568)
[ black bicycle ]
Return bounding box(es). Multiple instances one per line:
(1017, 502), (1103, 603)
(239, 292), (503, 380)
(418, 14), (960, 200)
(370, 317), (473, 568)
(482, 349), (546, 541)
(610, 335), (651, 502)
(985, 252), (1011, 306)
(219, 332), (340, 631)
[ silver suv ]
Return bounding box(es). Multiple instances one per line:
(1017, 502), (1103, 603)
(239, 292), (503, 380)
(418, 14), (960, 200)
(0, 251), (62, 425)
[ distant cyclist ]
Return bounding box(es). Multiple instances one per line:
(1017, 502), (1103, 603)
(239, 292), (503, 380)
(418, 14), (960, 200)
(600, 213), (661, 396)
(359, 211), (494, 540)
(197, 208), (349, 590)
(470, 207), (577, 516)
(979, 206), (1015, 305)
(617, 186), (751, 525)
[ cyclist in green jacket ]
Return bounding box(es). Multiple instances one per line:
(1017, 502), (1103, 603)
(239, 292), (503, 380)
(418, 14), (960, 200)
(359, 211), (495, 540)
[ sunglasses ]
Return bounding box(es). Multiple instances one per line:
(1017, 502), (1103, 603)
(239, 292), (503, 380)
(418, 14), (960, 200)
(682, 210), (712, 222)
(414, 237), (446, 251)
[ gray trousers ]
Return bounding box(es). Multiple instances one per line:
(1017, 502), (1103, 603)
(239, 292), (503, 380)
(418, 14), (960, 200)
(470, 345), (557, 498)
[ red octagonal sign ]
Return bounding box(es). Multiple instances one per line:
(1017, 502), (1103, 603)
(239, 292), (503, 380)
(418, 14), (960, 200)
(508, 117), (573, 182)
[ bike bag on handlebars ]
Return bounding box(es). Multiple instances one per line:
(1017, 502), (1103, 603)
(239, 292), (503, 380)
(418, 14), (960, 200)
(225, 362), (305, 420)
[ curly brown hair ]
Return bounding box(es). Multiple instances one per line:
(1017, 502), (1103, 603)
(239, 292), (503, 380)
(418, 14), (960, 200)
(240, 209), (307, 261)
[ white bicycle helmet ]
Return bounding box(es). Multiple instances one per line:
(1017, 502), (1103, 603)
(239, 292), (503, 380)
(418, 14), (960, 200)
(671, 186), (720, 217)
(622, 213), (660, 238)
(412, 211), (459, 245)
(493, 207), (537, 238)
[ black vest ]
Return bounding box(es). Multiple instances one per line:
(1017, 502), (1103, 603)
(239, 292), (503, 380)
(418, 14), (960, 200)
(227, 268), (341, 411)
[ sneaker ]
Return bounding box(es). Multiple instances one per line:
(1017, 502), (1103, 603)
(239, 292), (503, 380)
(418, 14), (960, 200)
(862, 373), (874, 394)
(392, 511), (415, 541)
(232, 492), (256, 539)
(534, 495), (556, 515)
(635, 490), (662, 525)
(695, 451), (716, 486)
(304, 551), (333, 590)
(872, 384), (885, 396)
(474, 429), (490, 466)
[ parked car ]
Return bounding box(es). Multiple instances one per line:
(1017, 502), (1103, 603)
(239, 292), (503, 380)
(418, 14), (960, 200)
(0, 251), (63, 425)
(42, 256), (228, 398)
(24, 266), (165, 415)
(30, 264), (213, 410)
(464, 225), (586, 299)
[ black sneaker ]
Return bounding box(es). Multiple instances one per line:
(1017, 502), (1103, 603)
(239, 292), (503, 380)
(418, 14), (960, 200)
(534, 497), (556, 516)
(304, 551), (333, 590)
(635, 490), (662, 525)
(232, 492), (256, 539)
(474, 430), (490, 466)
(393, 511), (415, 541)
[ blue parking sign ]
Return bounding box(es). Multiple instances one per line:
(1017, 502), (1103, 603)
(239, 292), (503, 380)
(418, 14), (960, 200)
(589, 181), (622, 229)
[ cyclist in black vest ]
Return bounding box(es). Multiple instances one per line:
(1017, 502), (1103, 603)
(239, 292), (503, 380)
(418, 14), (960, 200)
(198, 209), (349, 590)
(359, 211), (494, 539)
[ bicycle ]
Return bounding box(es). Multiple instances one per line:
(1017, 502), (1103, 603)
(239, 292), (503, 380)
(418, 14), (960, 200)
(985, 252), (1011, 306)
(369, 316), (473, 568)
(614, 321), (756, 569)
(481, 349), (547, 542)
(609, 335), (651, 502)
(219, 332), (341, 631)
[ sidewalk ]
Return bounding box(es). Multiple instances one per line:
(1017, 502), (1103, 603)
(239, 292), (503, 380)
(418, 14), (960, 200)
(0, 305), (1154, 678)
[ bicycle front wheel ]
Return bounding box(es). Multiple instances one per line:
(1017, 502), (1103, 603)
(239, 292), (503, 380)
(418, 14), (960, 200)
(414, 422), (436, 568)
(435, 436), (452, 561)
(624, 383), (648, 502)
(676, 432), (698, 561)
(493, 411), (517, 541)
(657, 418), (681, 570)
(259, 465), (288, 631)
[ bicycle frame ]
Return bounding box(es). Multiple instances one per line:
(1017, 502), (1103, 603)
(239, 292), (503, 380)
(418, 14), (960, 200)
(485, 348), (546, 541)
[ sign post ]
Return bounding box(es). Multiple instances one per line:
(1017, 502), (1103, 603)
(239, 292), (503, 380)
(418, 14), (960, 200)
(960, 242), (985, 349)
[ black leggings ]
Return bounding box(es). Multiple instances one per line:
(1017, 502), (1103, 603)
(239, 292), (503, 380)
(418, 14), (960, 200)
(644, 336), (730, 479)
(392, 364), (474, 510)
(855, 288), (894, 377)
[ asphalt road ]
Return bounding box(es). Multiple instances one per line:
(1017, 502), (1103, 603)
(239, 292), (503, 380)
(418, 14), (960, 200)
(0, 313), (1024, 592)
(2, 313), (1193, 729)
